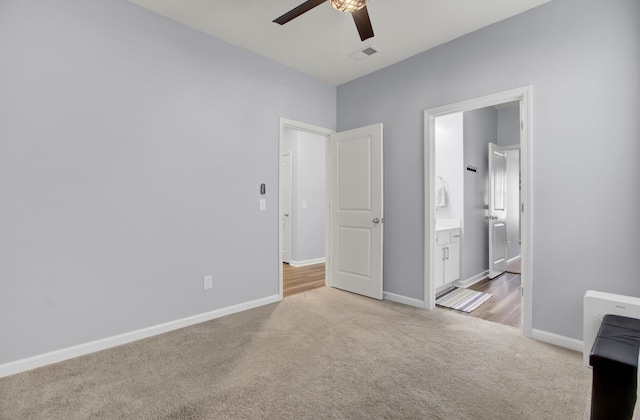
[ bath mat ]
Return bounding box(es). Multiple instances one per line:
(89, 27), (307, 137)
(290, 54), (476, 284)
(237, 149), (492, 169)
(436, 287), (492, 313)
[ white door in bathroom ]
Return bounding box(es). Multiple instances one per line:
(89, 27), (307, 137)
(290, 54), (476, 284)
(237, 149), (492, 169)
(488, 142), (508, 279)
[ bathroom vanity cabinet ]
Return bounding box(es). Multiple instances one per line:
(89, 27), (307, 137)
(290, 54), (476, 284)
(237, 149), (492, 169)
(434, 227), (461, 289)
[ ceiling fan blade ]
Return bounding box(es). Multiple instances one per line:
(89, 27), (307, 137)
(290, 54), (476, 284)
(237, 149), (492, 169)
(273, 0), (328, 25)
(352, 6), (374, 41)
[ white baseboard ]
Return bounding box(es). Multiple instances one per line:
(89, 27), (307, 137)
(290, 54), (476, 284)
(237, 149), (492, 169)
(289, 258), (325, 267)
(0, 294), (281, 379)
(531, 328), (583, 352)
(383, 291), (425, 308)
(454, 270), (489, 289)
(507, 255), (521, 264)
(452, 260), (520, 290)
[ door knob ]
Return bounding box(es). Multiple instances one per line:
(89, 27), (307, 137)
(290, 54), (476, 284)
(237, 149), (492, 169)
(372, 218), (380, 224)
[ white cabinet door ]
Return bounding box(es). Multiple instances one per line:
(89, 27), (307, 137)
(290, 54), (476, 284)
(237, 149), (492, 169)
(444, 241), (460, 284)
(435, 228), (460, 288)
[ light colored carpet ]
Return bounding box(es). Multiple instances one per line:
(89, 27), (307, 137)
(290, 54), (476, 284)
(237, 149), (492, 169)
(0, 287), (591, 419)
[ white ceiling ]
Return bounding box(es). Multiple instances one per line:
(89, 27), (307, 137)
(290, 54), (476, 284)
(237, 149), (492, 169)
(128, 0), (551, 86)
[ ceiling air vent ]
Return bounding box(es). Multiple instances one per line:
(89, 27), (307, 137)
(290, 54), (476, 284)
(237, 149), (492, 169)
(349, 46), (379, 61)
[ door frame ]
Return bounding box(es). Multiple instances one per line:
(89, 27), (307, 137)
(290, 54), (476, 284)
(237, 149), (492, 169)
(488, 142), (508, 280)
(278, 118), (334, 300)
(280, 151), (293, 264)
(424, 86), (533, 337)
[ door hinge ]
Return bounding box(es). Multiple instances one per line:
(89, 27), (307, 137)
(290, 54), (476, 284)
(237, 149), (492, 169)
(521, 287), (524, 296)
(521, 120), (524, 130)
(521, 203), (524, 213)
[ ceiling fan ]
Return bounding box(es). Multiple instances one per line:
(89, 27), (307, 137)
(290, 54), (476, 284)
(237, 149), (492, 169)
(273, 0), (374, 42)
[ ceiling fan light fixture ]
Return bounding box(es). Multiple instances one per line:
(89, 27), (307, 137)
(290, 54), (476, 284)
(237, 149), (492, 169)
(330, 0), (368, 13)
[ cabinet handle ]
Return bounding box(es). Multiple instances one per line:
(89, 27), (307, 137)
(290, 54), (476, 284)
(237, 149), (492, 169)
(446, 247), (450, 260)
(442, 247), (446, 261)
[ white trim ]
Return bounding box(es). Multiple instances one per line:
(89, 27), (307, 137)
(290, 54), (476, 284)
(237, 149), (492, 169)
(451, 257), (520, 289)
(531, 329), (583, 353)
(499, 144), (521, 151)
(324, 134), (331, 288)
(289, 257), (326, 267)
(453, 270), (490, 288)
(383, 291), (425, 308)
(278, 118), (335, 298)
(507, 255), (521, 265)
(452, 261), (519, 289)
(0, 294), (280, 379)
(424, 86), (533, 338)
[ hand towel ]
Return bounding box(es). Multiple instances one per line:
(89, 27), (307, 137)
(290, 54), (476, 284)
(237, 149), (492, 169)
(435, 176), (446, 207)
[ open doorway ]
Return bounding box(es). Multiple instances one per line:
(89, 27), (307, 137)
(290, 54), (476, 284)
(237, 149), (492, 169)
(424, 86), (533, 337)
(278, 119), (385, 301)
(278, 119), (333, 298)
(432, 105), (521, 328)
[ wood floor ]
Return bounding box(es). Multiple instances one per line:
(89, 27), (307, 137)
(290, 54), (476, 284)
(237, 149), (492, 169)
(467, 272), (522, 328)
(284, 262), (521, 329)
(283, 263), (325, 297)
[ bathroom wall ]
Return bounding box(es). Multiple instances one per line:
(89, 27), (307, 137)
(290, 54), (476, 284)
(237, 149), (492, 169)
(497, 106), (520, 147)
(462, 107), (496, 280)
(435, 113), (463, 221)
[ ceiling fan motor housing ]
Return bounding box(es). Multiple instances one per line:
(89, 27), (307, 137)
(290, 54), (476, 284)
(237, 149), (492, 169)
(330, 0), (368, 13)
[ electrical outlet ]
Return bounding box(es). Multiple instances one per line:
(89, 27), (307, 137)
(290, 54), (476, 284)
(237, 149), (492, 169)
(203, 275), (213, 290)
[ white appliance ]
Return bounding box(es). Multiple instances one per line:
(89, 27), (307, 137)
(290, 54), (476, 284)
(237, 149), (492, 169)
(583, 290), (640, 366)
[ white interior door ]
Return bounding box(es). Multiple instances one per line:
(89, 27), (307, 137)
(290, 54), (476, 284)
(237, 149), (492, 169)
(281, 153), (292, 264)
(488, 142), (508, 279)
(329, 123), (383, 299)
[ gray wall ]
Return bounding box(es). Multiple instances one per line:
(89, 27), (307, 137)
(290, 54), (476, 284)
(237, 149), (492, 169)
(462, 108), (496, 280)
(284, 129), (326, 263)
(0, 0), (336, 364)
(337, 0), (640, 340)
(497, 106), (520, 147)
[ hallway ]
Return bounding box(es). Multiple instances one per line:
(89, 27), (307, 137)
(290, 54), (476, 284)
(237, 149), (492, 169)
(283, 263), (325, 297)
